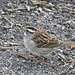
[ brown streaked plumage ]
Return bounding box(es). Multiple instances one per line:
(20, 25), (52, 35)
(24, 27), (75, 56)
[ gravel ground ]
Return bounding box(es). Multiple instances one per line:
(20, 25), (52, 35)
(0, 0), (75, 75)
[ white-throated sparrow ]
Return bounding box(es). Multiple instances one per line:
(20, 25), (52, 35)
(24, 26), (75, 56)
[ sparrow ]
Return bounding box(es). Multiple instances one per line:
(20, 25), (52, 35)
(24, 26), (75, 56)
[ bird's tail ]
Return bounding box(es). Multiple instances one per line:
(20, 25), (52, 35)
(61, 41), (75, 46)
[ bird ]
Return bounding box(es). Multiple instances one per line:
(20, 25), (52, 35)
(23, 26), (75, 56)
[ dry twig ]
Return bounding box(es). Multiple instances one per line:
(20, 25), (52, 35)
(7, 50), (65, 69)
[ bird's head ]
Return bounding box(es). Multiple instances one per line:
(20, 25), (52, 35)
(25, 26), (37, 34)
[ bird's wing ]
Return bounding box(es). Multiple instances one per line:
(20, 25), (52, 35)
(32, 30), (60, 48)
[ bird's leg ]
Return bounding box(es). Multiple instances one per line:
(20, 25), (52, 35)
(36, 56), (44, 60)
(30, 53), (45, 60)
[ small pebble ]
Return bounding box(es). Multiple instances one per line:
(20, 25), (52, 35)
(22, 59), (26, 62)
(62, 26), (65, 30)
(69, 65), (73, 69)
(16, 58), (20, 62)
(71, 36), (75, 41)
(66, 48), (71, 51)
(1, 10), (5, 14)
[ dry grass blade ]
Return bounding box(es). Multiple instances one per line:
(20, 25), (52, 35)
(0, 47), (16, 49)
(4, 42), (22, 46)
(72, 15), (75, 17)
(58, 53), (69, 62)
(39, 7), (49, 16)
(56, 5), (73, 12)
(2, 17), (14, 26)
(5, 6), (35, 12)
(8, 50), (65, 69)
